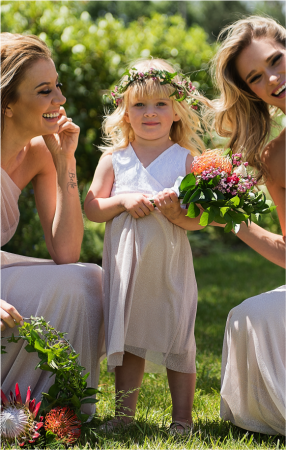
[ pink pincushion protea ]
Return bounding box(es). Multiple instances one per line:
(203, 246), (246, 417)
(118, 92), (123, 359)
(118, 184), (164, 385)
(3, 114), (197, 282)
(44, 406), (81, 444)
(0, 383), (43, 447)
(192, 149), (232, 176)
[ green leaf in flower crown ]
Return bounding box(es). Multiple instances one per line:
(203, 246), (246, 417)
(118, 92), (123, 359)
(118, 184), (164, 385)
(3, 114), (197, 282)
(187, 202), (200, 218)
(179, 173), (196, 191)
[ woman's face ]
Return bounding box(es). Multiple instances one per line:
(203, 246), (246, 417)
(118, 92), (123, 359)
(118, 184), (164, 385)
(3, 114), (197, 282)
(235, 38), (286, 113)
(6, 58), (66, 137)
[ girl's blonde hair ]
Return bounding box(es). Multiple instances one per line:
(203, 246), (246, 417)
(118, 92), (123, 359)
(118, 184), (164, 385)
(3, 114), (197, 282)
(100, 58), (206, 156)
(209, 16), (285, 181)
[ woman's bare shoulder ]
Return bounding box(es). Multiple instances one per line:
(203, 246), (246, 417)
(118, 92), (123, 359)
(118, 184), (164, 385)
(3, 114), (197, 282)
(261, 128), (285, 186)
(26, 136), (55, 175)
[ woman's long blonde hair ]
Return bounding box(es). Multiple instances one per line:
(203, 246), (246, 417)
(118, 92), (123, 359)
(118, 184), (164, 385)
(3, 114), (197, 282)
(100, 58), (206, 157)
(209, 16), (285, 181)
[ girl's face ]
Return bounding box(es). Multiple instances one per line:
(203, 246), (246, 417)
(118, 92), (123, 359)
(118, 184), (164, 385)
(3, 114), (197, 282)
(6, 58), (66, 137)
(125, 95), (180, 143)
(235, 38), (286, 113)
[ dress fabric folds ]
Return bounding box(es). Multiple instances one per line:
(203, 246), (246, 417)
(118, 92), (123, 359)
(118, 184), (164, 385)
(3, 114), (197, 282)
(103, 144), (198, 373)
(1, 168), (105, 415)
(220, 286), (286, 435)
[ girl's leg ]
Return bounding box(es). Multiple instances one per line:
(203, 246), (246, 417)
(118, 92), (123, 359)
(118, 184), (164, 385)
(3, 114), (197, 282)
(115, 351), (145, 423)
(167, 369), (196, 426)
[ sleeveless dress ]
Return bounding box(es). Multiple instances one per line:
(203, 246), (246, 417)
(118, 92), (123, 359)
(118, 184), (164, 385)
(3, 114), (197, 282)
(1, 168), (105, 415)
(220, 286), (286, 435)
(103, 143), (197, 373)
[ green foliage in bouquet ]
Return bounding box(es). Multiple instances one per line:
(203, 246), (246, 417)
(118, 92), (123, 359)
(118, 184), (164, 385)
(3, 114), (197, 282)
(2, 317), (98, 423)
(178, 149), (276, 233)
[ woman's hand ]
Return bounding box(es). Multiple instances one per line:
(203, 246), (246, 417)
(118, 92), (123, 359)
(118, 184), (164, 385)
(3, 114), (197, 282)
(154, 189), (182, 222)
(0, 300), (23, 331)
(122, 193), (155, 219)
(43, 106), (80, 160)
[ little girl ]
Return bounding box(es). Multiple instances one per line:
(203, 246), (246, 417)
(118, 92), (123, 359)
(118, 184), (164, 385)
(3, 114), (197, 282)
(85, 58), (205, 433)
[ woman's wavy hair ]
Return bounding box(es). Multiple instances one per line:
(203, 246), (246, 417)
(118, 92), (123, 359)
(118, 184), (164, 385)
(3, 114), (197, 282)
(1, 33), (51, 134)
(100, 58), (207, 157)
(209, 16), (285, 181)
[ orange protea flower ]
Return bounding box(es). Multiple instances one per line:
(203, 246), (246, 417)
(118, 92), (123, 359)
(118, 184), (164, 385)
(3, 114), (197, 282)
(44, 406), (81, 444)
(191, 149), (232, 176)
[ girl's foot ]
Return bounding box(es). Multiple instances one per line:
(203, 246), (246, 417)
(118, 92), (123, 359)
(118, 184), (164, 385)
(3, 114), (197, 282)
(97, 417), (133, 433)
(169, 420), (193, 436)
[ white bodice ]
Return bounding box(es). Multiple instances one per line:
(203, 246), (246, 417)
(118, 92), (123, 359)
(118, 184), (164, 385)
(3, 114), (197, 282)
(1, 168), (21, 247)
(111, 143), (189, 197)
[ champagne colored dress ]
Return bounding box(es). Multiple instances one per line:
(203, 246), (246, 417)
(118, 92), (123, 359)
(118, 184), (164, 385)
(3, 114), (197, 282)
(220, 286), (286, 435)
(103, 143), (197, 373)
(1, 168), (105, 414)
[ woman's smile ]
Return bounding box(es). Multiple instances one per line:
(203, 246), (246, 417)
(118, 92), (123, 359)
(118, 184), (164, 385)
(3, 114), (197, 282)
(235, 38), (286, 113)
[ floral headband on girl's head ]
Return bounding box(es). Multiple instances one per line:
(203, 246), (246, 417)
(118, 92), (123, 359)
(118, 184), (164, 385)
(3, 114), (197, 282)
(103, 67), (199, 110)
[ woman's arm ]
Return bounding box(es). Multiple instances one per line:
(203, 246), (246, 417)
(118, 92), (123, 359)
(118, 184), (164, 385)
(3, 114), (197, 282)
(84, 154), (154, 222)
(31, 110), (83, 264)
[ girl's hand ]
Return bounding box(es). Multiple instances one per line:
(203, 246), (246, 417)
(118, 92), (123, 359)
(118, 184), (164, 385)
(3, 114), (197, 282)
(43, 106), (80, 160)
(122, 193), (155, 219)
(0, 299), (23, 331)
(154, 189), (182, 222)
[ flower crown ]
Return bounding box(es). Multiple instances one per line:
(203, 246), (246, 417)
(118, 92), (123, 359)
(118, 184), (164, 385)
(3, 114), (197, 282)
(103, 67), (199, 110)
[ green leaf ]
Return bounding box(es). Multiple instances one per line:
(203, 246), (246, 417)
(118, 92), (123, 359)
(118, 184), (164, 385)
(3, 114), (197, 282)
(213, 190), (225, 200)
(186, 202), (200, 218)
(224, 221), (233, 233)
(80, 398), (97, 404)
(83, 387), (98, 396)
(183, 188), (195, 204)
(214, 215), (227, 224)
(199, 211), (209, 227)
(189, 189), (202, 203)
(220, 207), (230, 217)
(24, 344), (37, 353)
(179, 173), (196, 191)
(227, 196), (240, 207)
(48, 383), (61, 398)
(71, 394), (81, 409)
(222, 147), (232, 157)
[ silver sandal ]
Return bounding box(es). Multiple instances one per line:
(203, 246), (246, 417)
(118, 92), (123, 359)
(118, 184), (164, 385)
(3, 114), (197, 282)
(169, 420), (193, 436)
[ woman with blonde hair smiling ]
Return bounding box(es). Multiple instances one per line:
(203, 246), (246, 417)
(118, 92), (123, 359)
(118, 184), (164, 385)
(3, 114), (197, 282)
(210, 16), (285, 435)
(1, 33), (104, 413)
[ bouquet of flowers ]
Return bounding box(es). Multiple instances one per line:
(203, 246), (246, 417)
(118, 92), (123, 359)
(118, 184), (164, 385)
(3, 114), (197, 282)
(1, 317), (98, 448)
(178, 148), (276, 233)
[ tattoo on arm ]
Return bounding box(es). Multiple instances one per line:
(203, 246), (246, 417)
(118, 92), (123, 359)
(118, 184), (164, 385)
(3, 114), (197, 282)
(67, 171), (77, 191)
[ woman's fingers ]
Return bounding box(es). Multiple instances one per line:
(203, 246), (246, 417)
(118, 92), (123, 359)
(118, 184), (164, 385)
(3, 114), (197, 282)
(0, 300), (23, 330)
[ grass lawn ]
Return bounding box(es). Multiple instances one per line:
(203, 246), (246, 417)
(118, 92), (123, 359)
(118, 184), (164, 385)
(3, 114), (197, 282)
(75, 248), (285, 449)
